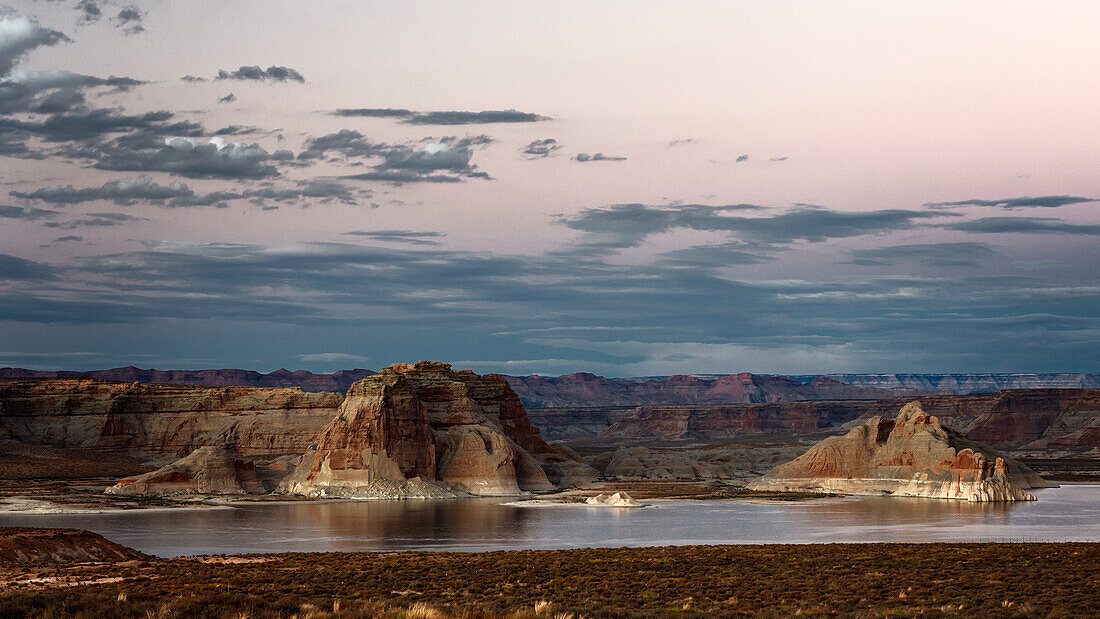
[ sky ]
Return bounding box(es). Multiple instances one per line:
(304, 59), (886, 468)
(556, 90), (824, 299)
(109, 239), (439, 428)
(0, 1), (1097, 376)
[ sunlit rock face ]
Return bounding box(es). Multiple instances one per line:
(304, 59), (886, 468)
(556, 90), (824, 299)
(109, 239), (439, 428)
(749, 402), (1054, 502)
(283, 361), (557, 498)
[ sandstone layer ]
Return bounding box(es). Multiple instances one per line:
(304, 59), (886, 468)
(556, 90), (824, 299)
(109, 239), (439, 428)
(0, 367), (375, 393)
(282, 361), (559, 498)
(106, 446), (266, 496)
(0, 378), (340, 463)
(749, 402), (1053, 501)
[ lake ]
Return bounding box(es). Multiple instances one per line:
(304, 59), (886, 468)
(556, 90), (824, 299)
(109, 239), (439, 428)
(2, 485), (1097, 558)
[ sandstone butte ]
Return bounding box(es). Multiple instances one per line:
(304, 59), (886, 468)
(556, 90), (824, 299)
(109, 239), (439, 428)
(280, 361), (591, 498)
(749, 401), (1054, 502)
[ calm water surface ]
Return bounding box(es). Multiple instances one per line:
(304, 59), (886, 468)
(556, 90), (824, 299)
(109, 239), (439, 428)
(2, 485), (1097, 557)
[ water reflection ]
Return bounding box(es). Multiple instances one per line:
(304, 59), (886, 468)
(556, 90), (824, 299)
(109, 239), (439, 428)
(0, 485), (1095, 557)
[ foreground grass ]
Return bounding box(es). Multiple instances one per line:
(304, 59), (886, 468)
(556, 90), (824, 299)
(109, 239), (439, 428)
(1, 543), (1098, 617)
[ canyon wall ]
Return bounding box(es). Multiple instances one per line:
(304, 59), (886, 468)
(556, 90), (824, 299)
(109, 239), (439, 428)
(0, 378), (340, 462)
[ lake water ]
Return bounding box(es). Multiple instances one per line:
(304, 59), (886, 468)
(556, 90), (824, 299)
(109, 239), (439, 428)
(2, 485), (1097, 558)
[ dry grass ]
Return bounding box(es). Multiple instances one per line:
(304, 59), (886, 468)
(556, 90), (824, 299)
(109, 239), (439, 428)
(0, 543), (1097, 617)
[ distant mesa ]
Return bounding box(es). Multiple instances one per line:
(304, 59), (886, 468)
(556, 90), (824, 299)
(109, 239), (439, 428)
(749, 401), (1054, 502)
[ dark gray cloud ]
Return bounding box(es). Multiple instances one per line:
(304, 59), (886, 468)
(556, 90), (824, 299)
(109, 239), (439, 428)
(0, 108), (198, 143)
(573, 152), (626, 162)
(213, 125), (262, 136)
(331, 108), (548, 125)
(770, 156), (788, 162)
(522, 138), (561, 159)
(667, 138), (696, 147)
(404, 109), (547, 125)
(0, 253), (54, 281)
(114, 6), (144, 35)
(76, 0), (102, 24)
(179, 75), (206, 83)
(332, 108), (414, 118)
(0, 13), (70, 77)
(342, 170), (465, 185)
(12, 176), (192, 205)
(735, 154), (749, 162)
(298, 129), (388, 160)
(0, 204), (61, 220)
(657, 242), (774, 267)
(343, 230), (445, 246)
(93, 136), (278, 179)
(12, 175), (360, 208)
(0, 71), (142, 115)
(943, 216), (1100, 235)
(216, 65), (304, 83)
(217, 93), (236, 104)
(42, 211), (145, 229)
(560, 203), (947, 252)
(927, 195), (1096, 209)
(844, 242), (997, 267)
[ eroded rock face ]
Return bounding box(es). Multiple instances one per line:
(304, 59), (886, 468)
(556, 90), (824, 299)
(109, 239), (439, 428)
(0, 378), (341, 462)
(106, 446), (265, 495)
(283, 361), (555, 497)
(749, 402), (1053, 502)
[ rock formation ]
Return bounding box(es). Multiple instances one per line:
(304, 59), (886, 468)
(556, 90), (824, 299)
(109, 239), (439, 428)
(0, 528), (144, 564)
(282, 361), (557, 498)
(749, 402), (1053, 501)
(0, 378), (340, 462)
(106, 446), (266, 495)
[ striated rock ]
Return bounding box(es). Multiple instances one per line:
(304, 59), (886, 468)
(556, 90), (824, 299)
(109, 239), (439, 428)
(536, 443), (599, 488)
(820, 373), (1100, 395)
(0, 378), (340, 462)
(283, 361), (555, 498)
(106, 446), (265, 495)
(749, 402), (1054, 502)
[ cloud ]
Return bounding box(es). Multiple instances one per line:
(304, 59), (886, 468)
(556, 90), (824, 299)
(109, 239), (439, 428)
(0, 71), (146, 114)
(521, 138), (561, 159)
(43, 211), (146, 228)
(0, 204), (61, 220)
(0, 108), (198, 143)
(573, 152), (626, 162)
(844, 242), (997, 267)
(297, 352), (369, 364)
(0, 253), (54, 281)
(770, 156), (789, 162)
(332, 108), (414, 118)
(943, 216), (1100, 235)
(308, 133), (492, 183)
(76, 1), (102, 24)
(12, 176), (193, 205)
(341, 170), (465, 184)
(13, 175), (361, 208)
(217, 93), (236, 104)
(180, 75), (206, 83)
(298, 129), (388, 160)
(667, 138), (696, 147)
(559, 203), (948, 253)
(216, 65), (304, 83)
(404, 109), (548, 125)
(735, 154), (749, 162)
(0, 12), (70, 77)
(330, 108), (548, 125)
(93, 136), (278, 179)
(926, 196), (1096, 209)
(343, 230), (445, 246)
(114, 6), (144, 35)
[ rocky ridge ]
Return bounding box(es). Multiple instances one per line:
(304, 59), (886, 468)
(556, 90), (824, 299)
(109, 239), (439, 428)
(749, 402), (1053, 501)
(106, 446), (266, 496)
